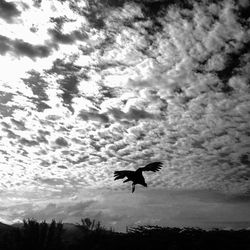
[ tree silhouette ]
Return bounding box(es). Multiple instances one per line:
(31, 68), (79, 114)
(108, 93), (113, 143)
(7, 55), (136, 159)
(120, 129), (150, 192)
(0, 218), (250, 250)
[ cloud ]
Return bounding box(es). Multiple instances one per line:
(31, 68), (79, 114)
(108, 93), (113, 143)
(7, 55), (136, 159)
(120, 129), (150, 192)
(0, 35), (11, 55)
(109, 107), (156, 121)
(48, 28), (75, 44)
(11, 118), (26, 130)
(78, 106), (157, 124)
(58, 75), (79, 109)
(21, 71), (49, 100)
(48, 28), (88, 45)
(79, 109), (110, 123)
(19, 137), (39, 147)
(0, 91), (15, 117)
(13, 39), (52, 58)
(0, 0), (21, 23)
(46, 58), (82, 75)
(47, 13), (88, 45)
(33, 0), (42, 8)
(0, 0), (250, 225)
(45, 59), (83, 111)
(55, 137), (69, 147)
(71, 1), (106, 30)
(0, 35), (52, 59)
(1, 127), (19, 139)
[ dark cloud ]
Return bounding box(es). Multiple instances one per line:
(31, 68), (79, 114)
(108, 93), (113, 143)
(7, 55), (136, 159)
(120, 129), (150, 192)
(48, 28), (75, 44)
(73, 30), (88, 41)
(40, 160), (50, 167)
(89, 140), (102, 152)
(45, 115), (61, 121)
(13, 39), (51, 58)
(0, 91), (15, 117)
(11, 118), (26, 130)
(59, 75), (79, 111)
(92, 0), (126, 8)
(0, 0), (21, 23)
(46, 59), (82, 111)
(30, 25), (38, 33)
(0, 149), (8, 155)
(69, 155), (89, 164)
(21, 71), (49, 100)
(57, 165), (68, 169)
(1, 128), (19, 139)
(33, 0), (42, 8)
(46, 59), (82, 75)
(36, 134), (48, 144)
(141, 0), (193, 16)
(38, 129), (51, 136)
(237, 2), (250, 25)
(32, 99), (51, 112)
(50, 16), (75, 29)
(213, 41), (250, 93)
(55, 137), (69, 147)
(0, 35), (52, 59)
(21, 71), (51, 112)
(239, 154), (250, 166)
(20, 2), (30, 11)
(0, 35), (12, 55)
(79, 110), (110, 123)
(109, 107), (155, 121)
(48, 28), (88, 45)
(100, 85), (119, 99)
(125, 107), (155, 120)
(78, 107), (156, 123)
(1, 121), (11, 128)
(19, 137), (39, 146)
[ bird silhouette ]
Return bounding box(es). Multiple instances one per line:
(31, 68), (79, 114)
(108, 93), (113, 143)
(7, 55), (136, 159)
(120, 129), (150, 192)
(114, 162), (163, 193)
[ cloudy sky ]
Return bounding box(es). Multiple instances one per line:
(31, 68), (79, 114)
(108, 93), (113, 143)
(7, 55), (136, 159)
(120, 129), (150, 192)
(0, 0), (250, 231)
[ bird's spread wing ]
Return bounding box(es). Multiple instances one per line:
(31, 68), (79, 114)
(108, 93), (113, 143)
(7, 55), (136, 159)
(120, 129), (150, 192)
(114, 170), (134, 180)
(138, 162), (163, 172)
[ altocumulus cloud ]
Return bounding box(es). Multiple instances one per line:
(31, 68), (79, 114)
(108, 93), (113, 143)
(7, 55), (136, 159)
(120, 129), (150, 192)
(0, 0), (21, 23)
(0, 0), (250, 226)
(0, 35), (52, 58)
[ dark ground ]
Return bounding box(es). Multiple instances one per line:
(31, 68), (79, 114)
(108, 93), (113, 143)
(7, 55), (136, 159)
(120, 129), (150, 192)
(0, 218), (250, 250)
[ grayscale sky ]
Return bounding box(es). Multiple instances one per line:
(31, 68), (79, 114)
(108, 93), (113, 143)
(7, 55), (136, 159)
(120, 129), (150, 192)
(0, 0), (250, 232)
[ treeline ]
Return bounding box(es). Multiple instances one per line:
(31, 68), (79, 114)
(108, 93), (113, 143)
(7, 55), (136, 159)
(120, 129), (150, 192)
(0, 218), (250, 250)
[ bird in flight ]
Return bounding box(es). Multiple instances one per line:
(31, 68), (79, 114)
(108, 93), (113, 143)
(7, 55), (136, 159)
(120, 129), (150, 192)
(114, 162), (163, 193)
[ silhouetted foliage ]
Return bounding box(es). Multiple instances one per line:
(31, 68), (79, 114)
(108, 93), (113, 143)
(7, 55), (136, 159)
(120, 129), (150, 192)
(0, 219), (64, 250)
(0, 218), (250, 250)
